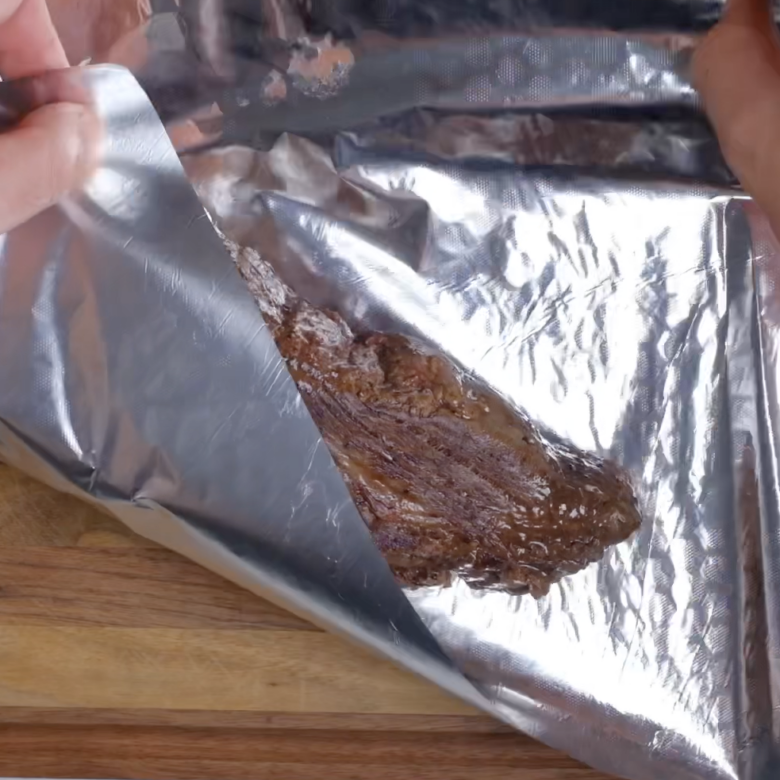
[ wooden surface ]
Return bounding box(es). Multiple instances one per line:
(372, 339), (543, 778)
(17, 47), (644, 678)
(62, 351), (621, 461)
(0, 464), (610, 779)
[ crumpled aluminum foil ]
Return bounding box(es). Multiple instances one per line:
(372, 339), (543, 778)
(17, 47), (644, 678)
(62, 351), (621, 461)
(2, 1), (780, 779)
(185, 133), (765, 780)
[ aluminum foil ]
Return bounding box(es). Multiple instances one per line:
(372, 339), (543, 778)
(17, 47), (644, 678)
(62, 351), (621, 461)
(2, 2), (780, 780)
(0, 64), (485, 715)
(184, 132), (765, 780)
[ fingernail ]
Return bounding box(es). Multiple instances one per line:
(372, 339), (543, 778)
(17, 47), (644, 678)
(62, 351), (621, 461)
(68, 103), (103, 182)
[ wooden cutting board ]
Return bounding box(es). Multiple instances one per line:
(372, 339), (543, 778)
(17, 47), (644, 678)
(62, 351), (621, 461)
(0, 463), (610, 779)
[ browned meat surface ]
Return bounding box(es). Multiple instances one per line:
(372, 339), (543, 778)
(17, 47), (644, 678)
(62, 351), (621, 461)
(231, 242), (641, 596)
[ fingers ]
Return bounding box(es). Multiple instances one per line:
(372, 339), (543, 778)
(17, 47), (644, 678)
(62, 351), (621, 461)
(0, 102), (101, 234)
(721, 0), (775, 25)
(693, 0), (780, 235)
(0, 0), (68, 77)
(0, 0), (101, 233)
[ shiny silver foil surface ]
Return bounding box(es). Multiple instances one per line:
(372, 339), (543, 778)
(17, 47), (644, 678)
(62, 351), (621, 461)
(185, 134), (764, 780)
(2, 3), (780, 780)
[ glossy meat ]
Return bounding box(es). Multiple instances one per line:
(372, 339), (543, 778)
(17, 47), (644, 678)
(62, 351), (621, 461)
(232, 241), (641, 596)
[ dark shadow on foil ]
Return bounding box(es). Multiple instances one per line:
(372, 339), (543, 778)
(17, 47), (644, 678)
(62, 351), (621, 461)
(298, 0), (724, 35)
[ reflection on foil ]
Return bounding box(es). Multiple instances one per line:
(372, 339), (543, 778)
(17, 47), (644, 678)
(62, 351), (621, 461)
(183, 131), (769, 779)
(342, 111), (734, 183)
(286, 34), (354, 98)
(0, 3), (779, 780)
(212, 30), (699, 142)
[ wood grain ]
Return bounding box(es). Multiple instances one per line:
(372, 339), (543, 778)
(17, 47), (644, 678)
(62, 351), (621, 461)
(0, 626), (474, 713)
(0, 547), (313, 630)
(0, 464), (612, 779)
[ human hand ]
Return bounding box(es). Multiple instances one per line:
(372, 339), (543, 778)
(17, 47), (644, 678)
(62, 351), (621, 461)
(694, 0), (780, 235)
(0, 0), (101, 234)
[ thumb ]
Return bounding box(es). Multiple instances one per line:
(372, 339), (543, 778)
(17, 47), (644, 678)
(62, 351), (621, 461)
(693, 0), (780, 235)
(0, 100), (101, 234)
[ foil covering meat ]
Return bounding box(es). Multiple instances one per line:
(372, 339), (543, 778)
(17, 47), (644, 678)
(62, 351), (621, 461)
(231, 240), (640, 595)
(1, 2), (780, 780)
